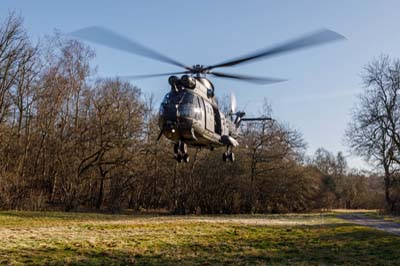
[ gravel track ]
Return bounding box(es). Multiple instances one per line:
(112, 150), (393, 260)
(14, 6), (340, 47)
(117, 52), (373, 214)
(339, 213), (400, 236)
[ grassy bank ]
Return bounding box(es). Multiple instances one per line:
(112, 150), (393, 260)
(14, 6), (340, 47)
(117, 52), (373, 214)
(0, 211), (399, 265)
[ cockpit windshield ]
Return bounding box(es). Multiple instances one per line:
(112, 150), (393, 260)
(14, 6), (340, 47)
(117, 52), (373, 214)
(160, 91), (203, 120)
(182, 92), (194, 104)
(162, 91), (195, 106)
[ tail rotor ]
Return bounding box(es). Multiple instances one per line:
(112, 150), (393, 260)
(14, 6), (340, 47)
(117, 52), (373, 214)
(230, 92), (237, 116)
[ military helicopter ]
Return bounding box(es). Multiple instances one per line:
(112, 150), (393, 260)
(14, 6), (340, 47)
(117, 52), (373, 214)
(70, 27), (345, 163)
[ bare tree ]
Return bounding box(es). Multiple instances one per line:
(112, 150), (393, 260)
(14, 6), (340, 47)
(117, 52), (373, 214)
(0, 13), (41, 209)
(346, 55), (400, 213)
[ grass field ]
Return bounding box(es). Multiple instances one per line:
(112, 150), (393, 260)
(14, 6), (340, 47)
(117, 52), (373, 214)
(0, 211), (399, 265)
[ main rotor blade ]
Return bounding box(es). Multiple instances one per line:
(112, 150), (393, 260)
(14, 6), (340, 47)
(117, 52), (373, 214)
(69, 26), (191, 70)
(118, 71), (190, 80)
(241, 117), (273, 121)
(210, 71), (286, 85)
(205, 29), (346, 70)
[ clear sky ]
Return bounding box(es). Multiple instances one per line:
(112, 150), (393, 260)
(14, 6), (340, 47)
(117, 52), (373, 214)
(2, 0), (400, 169)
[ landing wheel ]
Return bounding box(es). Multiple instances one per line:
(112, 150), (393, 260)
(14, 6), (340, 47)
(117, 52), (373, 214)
(176, 153), (183, 163)
(179, 141), (187, 154)
(183, 153), (190, 163)
(222, 152), (228, 162)
(229, 152), (235, 162)
(174, 141), (189, 163)
(223, 145), (235, 162)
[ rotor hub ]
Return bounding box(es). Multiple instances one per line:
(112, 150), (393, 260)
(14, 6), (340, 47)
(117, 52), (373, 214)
(192, 64), (206, 73)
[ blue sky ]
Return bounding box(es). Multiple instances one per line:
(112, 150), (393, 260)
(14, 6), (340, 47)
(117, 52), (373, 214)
(2, 0), (400, 169)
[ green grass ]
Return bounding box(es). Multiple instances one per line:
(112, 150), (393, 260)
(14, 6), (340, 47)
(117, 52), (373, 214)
(0, 211), (399, 265)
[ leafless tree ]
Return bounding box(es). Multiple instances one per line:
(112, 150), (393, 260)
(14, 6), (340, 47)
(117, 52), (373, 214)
(346, 55), (400, 213)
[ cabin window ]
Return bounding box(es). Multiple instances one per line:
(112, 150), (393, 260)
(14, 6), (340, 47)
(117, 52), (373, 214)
(194, 96), (204, 121)
(197, 97), (202, 108)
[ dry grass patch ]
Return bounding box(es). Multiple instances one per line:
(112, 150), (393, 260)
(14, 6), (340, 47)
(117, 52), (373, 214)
(0, 211), (399, 265)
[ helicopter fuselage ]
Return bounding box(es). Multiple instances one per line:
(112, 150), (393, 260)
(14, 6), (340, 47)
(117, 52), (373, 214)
(159, 75), (239, 150)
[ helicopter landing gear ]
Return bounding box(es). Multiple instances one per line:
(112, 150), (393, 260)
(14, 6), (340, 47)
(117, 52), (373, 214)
(223, 152), (235, 162)
(223, 146), (235, 162)
(183, 153), (190, 163)
(176, 153), (183, 163)
(174, 141), (189, 163)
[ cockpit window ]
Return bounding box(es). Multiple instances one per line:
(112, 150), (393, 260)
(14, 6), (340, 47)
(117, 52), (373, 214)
(162, 91), (199, 107)
(162, 93), (170, 105)
(182, 93), (194, 104)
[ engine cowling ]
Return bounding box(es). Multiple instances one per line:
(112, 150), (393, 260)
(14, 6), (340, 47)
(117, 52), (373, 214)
(181, 75), (196, 89)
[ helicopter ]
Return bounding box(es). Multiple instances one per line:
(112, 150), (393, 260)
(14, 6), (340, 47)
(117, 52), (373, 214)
(70, 27), (345, 163)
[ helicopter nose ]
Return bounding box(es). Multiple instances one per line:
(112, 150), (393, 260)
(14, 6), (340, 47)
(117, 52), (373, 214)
(160, 103), (177, 118)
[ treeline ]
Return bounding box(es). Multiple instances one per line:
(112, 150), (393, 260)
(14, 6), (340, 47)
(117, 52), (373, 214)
(0, 13), (386, 214)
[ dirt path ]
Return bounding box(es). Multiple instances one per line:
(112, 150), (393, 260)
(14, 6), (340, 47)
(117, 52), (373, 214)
(338, 213), (400, 236)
